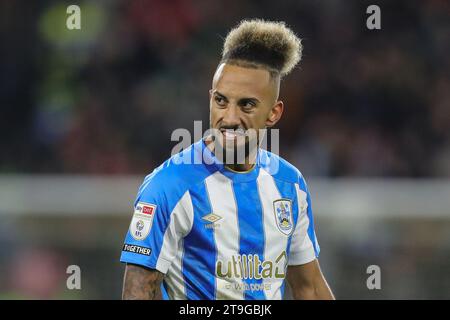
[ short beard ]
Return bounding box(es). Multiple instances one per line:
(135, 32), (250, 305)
(210, 129), (259, 166)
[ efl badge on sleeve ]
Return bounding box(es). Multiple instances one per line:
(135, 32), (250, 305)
(273, 199), (293, 236)
(129, 202), (156, 241)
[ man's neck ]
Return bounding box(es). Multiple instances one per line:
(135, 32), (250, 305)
(224, 162), (255, 173)
(204, 138), (257, 173)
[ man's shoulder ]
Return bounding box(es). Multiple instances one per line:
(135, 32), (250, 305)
(138, 141), (214, 199)
(259, 149), (305, 185)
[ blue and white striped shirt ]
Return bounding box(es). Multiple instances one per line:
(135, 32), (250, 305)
(120, 139), (320, 300)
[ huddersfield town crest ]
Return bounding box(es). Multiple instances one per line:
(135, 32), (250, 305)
(273, 199), (293, 236)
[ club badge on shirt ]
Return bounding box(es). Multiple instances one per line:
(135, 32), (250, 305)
(273, 199), (293, 236)
(129, 202), (156, 241)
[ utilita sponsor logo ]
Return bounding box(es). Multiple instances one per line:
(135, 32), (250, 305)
(216, 251), (287, 280)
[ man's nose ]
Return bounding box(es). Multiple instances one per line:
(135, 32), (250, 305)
(222, 105), (241, 127)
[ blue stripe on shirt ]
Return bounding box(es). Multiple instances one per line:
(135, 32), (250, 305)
(182, 181), (217, 299)
(233, 180), (266, 300)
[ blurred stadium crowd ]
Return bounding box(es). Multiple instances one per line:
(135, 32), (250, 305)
(1, 0), (449, 177)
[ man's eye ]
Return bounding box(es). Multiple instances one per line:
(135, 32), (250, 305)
(241, 101), (255, 111)
(215, 96), (226, 106)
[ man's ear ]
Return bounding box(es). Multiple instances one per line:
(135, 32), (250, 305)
(266, 101), (284, 127)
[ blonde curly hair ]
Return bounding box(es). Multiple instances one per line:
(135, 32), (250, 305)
(221, 19), (302, 77)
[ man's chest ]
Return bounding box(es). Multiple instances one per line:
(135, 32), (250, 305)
(185, 178), (300, 256)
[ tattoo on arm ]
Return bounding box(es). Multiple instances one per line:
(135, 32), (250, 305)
(122, 264), (164, 300)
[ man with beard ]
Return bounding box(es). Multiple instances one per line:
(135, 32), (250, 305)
(120, 19), (334, 300)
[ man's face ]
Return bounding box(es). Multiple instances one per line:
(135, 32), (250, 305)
(209, 63), (283, 163)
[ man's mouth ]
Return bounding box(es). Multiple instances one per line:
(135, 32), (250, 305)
(220, 128), (246, 140)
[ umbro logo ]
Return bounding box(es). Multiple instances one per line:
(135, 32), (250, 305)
(202, 213), (222, 223)
(202, 213), (222, 229)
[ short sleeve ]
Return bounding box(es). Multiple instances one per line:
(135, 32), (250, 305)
(289, 177), (320, 265)
(120, 171), (192, 274)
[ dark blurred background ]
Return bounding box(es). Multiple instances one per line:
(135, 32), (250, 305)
(0, 0), (449, 299)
